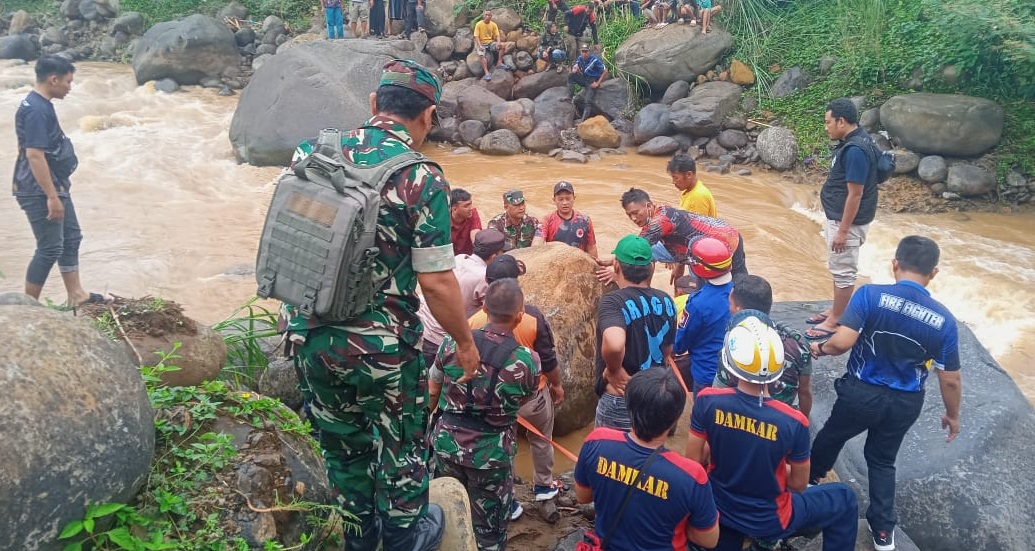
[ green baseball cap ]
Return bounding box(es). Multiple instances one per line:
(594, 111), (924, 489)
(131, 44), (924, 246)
(379, 59), (442, 104)
(503, 189), (525, 205)
(613, 234), (653, 266)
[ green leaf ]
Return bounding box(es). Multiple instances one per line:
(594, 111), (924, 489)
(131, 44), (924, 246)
(83, 517), (95, 534)
(58, 520), (84, 539)
(61, 541), (84, 551)
(105, 527), (138, 550)
(93, 502), (127, 517)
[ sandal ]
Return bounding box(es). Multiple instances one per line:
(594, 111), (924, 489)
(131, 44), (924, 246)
(805, 313), (829, 325)
(72, 292), (113, 315)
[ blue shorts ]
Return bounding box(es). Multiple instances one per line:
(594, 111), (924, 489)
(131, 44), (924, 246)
(697, 0), (712, 8)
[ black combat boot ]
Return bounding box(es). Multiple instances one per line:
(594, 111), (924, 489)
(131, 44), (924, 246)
(381, 503), (445, 551)
(343, 514), (381, 551)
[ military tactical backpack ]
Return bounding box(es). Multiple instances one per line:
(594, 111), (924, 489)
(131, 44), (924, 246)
(255, 128), (436, 321)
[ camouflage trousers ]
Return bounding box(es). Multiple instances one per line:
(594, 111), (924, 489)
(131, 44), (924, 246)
(294, 327), (430, 537)
(434, 457), (513, 551)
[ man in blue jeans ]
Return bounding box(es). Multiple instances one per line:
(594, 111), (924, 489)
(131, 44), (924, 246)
(13, 56), (105, 308)
(809, 235), (962, 551)
(566, 43), (608, 121)
(687, 312), (858, 551)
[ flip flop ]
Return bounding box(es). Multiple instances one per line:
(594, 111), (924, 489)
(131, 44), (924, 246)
(805, 327), (836, 340)
(805, 313), (829, 325)
(79, 292), (113, 306)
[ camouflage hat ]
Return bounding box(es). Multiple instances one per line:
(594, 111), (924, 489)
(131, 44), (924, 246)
(503, 189), (525, 205)
(379, 59), (442, 104)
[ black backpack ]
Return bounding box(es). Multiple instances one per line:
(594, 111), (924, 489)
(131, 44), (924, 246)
(845, 133), (896, 185)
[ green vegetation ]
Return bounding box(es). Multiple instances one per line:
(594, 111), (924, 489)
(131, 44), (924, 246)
(59, 345), (347, 551)
(118, 0), (316, 29)
(723, 0), (1035, 177)
(213, 297), (280, 388)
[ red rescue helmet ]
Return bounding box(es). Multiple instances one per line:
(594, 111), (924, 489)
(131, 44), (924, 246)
(688, 236), (733, 279)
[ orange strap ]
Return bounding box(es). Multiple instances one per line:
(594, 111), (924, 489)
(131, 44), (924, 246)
(667, 356), (691, 395)
(517, 415), (579, 462)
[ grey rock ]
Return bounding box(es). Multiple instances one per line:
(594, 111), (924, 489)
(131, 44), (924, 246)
(756, 126), (798, 170)
(409, 30), (429, 53)
(512, 68), (566, 99)
(132, 14), (240, 85)
(257, 359), (303, 410)
(250, 53), (271, 71)
(79, 0), (101, 21)
(261, 15), (285, 35)
(490, 99), (535, 138)
(0, 292), (40, 306)
(880, 93), (1004, 156)
(429, 116), (459, 143)
(514, 50), (533, 71)
(426, 35), (454, 62)
(736, 168), (752, 176)
(94, 0), (119, 19)
(458, 119), (487, 147)
(200, 76), (223, 88)
(8, 10), (33, 34)
(0, 34), (38, 61)
(614, 24), (733, 92)
(723, 115), (746, 130)
(559, 150), (587, 163)
(892, 148), (920, 174)
(479, 128), (522, 155)
(40, 27), (68, 47)
(778, 299), (1035, 551)
(946, 164), (997, 196)
(458, 84), (505, 125)
(859, 107), (880, 132)
(533, 86), (575, 130)
(942, 191), (962, 200)
(717, 128), (748, 149)
(98, 37), (117, 57)
(255, 43), (276, 56)
(218, 86), (235, 96)
(452, 27), (473, 55)
(818, 55), (836, 76)
(234, 26), (256, 47)
(219, 1), (249, 21)
(230, 39), (434, 165)
(632, 103), (673, 144)
(451, 146), (472, 154)
(439, 77), (477, 118)
(522, 121), (561, 153)
(929, 182), (947, 194)
(770, 66), (808, 98)
(154, 77), (179, 92)
(669, 81), (742, 137)
(705, 138), (727, 158)
(489, 7), (521, 33)
(660, 80), (689, 105)
(798, 519), (920, 551)
(577, 78), (632, 121)
(60, 0), (81, 20)
(637, 135), (679, 156)
(1006, 170), (1027, 189)
(480, 68), (515, 101)
(0, 307), (154, 550)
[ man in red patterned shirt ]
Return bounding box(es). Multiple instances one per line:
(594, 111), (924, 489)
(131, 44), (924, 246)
(542, 181), (598, 258)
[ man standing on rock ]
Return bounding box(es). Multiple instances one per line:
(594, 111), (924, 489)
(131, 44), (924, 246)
(808, 235), (962, 551)
(487, 189), (544, 250)
(806, 98), (879, 340)
(349, 0), (370, 37)
(566, 43), (608, 122)
(13, 56), (108, 309)
(282, 59), (479, 551)
(322, 0), (344, 38)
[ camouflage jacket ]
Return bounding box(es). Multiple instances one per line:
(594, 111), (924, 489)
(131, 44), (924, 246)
(486, 212), (543, 250)
(431, 327), (539, 469)
(278, 116), (455, 352)
(714, 321), (813, 407)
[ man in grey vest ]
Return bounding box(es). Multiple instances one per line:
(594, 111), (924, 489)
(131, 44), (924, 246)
(806, 98), (878, 340)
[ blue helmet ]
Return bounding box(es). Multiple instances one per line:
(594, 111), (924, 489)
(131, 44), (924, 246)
(550, 49), (566, 62)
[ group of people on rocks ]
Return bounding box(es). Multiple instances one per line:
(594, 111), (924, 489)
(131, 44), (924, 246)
(319, 0), (425, 39)
(11, 52), (964, 551)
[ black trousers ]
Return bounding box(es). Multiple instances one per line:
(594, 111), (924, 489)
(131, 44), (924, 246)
(809, 375), (925, 533)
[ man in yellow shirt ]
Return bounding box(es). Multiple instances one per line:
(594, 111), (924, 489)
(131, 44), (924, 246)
(473, 10), (511, 80)
(668, 151), (717, 217)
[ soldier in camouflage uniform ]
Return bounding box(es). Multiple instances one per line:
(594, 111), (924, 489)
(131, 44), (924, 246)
(712, 274), (814, 418)
(486, 189), (544, 250)
(429, 278), (539, 551)
(281, 59), (481, 551)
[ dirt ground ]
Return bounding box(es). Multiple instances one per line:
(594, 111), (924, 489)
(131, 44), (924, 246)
(76, 295), (196, 338)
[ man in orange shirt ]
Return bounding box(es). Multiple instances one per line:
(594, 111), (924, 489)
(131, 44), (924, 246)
(469, 254), (566, 517)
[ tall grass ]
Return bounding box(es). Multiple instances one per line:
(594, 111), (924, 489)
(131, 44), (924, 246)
(597, 9), (652, 98)
(212, 297), (280, 388)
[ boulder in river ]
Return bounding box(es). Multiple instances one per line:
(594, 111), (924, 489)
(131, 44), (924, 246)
(229, 39), (433, 166)
(132, 14), (239, 85)
(507, 243), (609, 436)
(879, 93), (1004, 156)
(669, 81), (742, 137)
(614, 24), (733, 93)
(0, 306), (154, 551)
(772, 300), (1035, 551)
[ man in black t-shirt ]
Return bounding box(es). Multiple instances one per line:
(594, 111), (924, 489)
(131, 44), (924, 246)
(594, 234), (677, 431)
(13, 56), (106, 308)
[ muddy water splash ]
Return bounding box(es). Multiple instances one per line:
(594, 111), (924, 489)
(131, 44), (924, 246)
(1, 61), (1032, 409)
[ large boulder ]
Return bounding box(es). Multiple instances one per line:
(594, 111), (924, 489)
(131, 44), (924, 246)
(800, 520), (920, 551)
(453, 27), (474, 55)
(479, 128), (522, 155)
(614, 24), (733, 93)
(770, 66), (808, 98)
(533, 86), (575, 130)
(489, 8), (521, 33)
(426, 35), (454, 61)
(508, 244), (608, 435)
(660, 80), (689, 105)
(113, 12), (146, 36)
(131, 320), (227, 387)
(94, 0), (119, 18)
(633, 102), (673, 144)
(637, 135), (680, 156)
(258, 359), (303, 410)
(440, 77), (478, 118)
(728, 59), (754, 85)
(772, 301), (1035, 551)
(425, 0), (469, 36)
(430, 477), (477, 550)
(756, 126), (798, 170)
(458, 119), (487, 147)
(132, 15), (239, 85)
(892, 148), (920, 174)
(579, 78), (632, 121)
(512, 68), (566, 99)
(522, 121), (561, 153)
(879, 93), (1004, 156)
(717, 129), (748, 149)
(490, 99), (535, 137)
(458, 84), (506, 126)
(917, 155), (948, 183)
(229, 39), (432, 166)
(60, 0), (81, 19)
(481, 68), (515, 100)
(946, 164), (997, 196)
(668, 81), (742, 137)
(0, 306), (154, 550)
(577, 115), (620, 149)
(0, 34), (37, 61)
